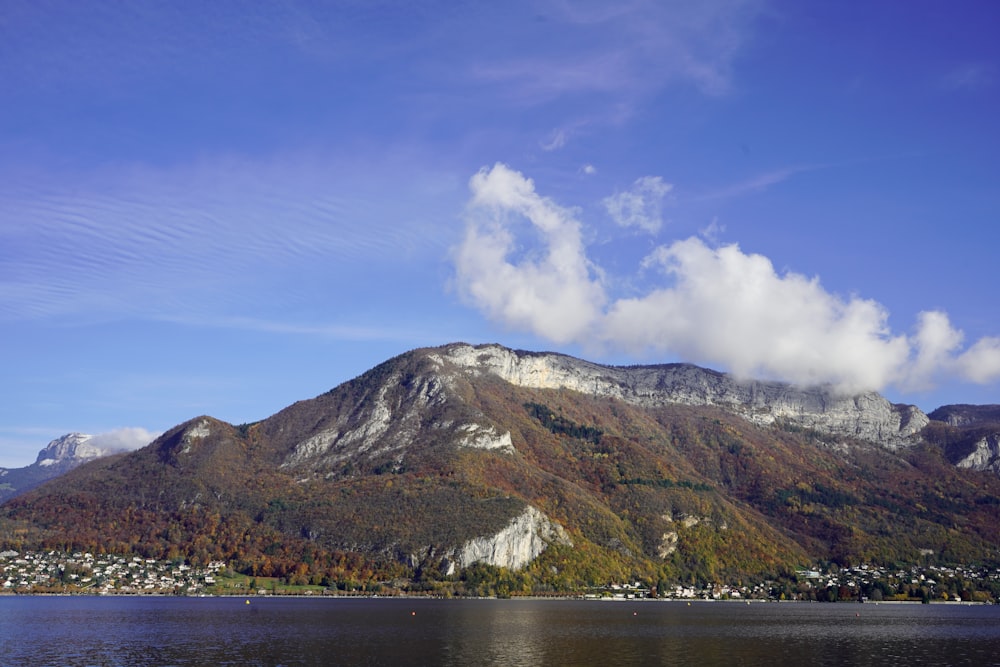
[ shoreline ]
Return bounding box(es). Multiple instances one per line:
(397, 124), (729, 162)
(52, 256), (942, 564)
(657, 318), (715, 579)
(0, 591), (991, 605)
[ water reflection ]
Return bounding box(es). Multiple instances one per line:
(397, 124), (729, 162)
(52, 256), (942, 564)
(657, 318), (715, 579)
(2, 597), (999, 666)
(439, 600), (548, 665)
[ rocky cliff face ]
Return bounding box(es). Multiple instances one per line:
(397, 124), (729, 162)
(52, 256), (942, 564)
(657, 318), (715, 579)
(34, 433), (117, 467)
(446, 506), (571, 573)
(275, 356), (515, 473)
(923, 405), (1000, 475)
(435, 343), (928, 448)
(953, 434), (1000, 474)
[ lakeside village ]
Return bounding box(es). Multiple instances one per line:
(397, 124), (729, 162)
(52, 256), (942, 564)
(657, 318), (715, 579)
(2, 550), (999, 602)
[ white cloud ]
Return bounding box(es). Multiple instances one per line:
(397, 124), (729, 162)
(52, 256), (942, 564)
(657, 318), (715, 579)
(603, 176), (672, 234)
(454, 164), (1000, 395)
(581, 164), (597, 175)
(904, 311), (965, 391)
(453, 163), (605, 344)
(89, 427), (160, 452)
(900, 312), (1000, 388)
(955, 337), (1000, 384)
(605, 238), (910, 392)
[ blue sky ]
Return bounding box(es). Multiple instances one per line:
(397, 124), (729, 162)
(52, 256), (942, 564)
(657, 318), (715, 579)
(2, 1), (999, 467)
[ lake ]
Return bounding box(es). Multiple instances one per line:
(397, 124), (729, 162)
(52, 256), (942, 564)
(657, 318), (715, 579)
(1, 596), (998, 666)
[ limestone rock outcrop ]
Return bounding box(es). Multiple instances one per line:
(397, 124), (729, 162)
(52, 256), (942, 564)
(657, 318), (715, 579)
(438, 343), (927, 448)
(449, 505), (571, 572)
(953, 434), (1000, 474)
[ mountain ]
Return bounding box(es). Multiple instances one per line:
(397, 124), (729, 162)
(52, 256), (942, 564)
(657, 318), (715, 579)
(3, 343), (999, 592)
(924, 405), (1000, 475)
(927, 404), (1000, 427)
(0, 433), (126, 503)
(435, 344), (929, 446)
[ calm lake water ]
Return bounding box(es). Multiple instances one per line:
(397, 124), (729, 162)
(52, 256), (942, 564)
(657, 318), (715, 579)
(1, 596), (998, 666)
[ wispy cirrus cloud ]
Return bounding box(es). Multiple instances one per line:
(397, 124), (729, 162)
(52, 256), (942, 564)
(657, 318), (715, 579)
(457, 0), (762, 150)
(692, 165), (824, 202)
(693, 153), (930, 203)
(468, 0), (761, 102)
(0, 155), (452, 322)
(159, 314), (443, 344)
(939, 62), (995, 92)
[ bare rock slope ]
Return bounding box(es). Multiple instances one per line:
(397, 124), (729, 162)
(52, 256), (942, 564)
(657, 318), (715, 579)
(437, 343), (928, 447)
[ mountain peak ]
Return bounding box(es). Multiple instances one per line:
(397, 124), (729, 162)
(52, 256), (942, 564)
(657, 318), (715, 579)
(0, 432), (126, 503)
(35, 432), (102, 466)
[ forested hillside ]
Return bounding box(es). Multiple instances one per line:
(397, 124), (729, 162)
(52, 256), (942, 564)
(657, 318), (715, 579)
(3, 344), (999, 595)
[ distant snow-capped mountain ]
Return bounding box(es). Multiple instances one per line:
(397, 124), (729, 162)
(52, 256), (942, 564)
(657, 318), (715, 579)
(0, 433), (126, 502)
(33, 432), (116, 467)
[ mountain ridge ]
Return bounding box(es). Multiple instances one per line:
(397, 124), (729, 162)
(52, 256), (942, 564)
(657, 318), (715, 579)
(433, 343), (929, 447)
(3, 342), (999, 593)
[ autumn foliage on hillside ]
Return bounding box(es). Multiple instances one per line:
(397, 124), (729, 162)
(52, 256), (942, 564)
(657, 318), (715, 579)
(3, 347), (1000, 593)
